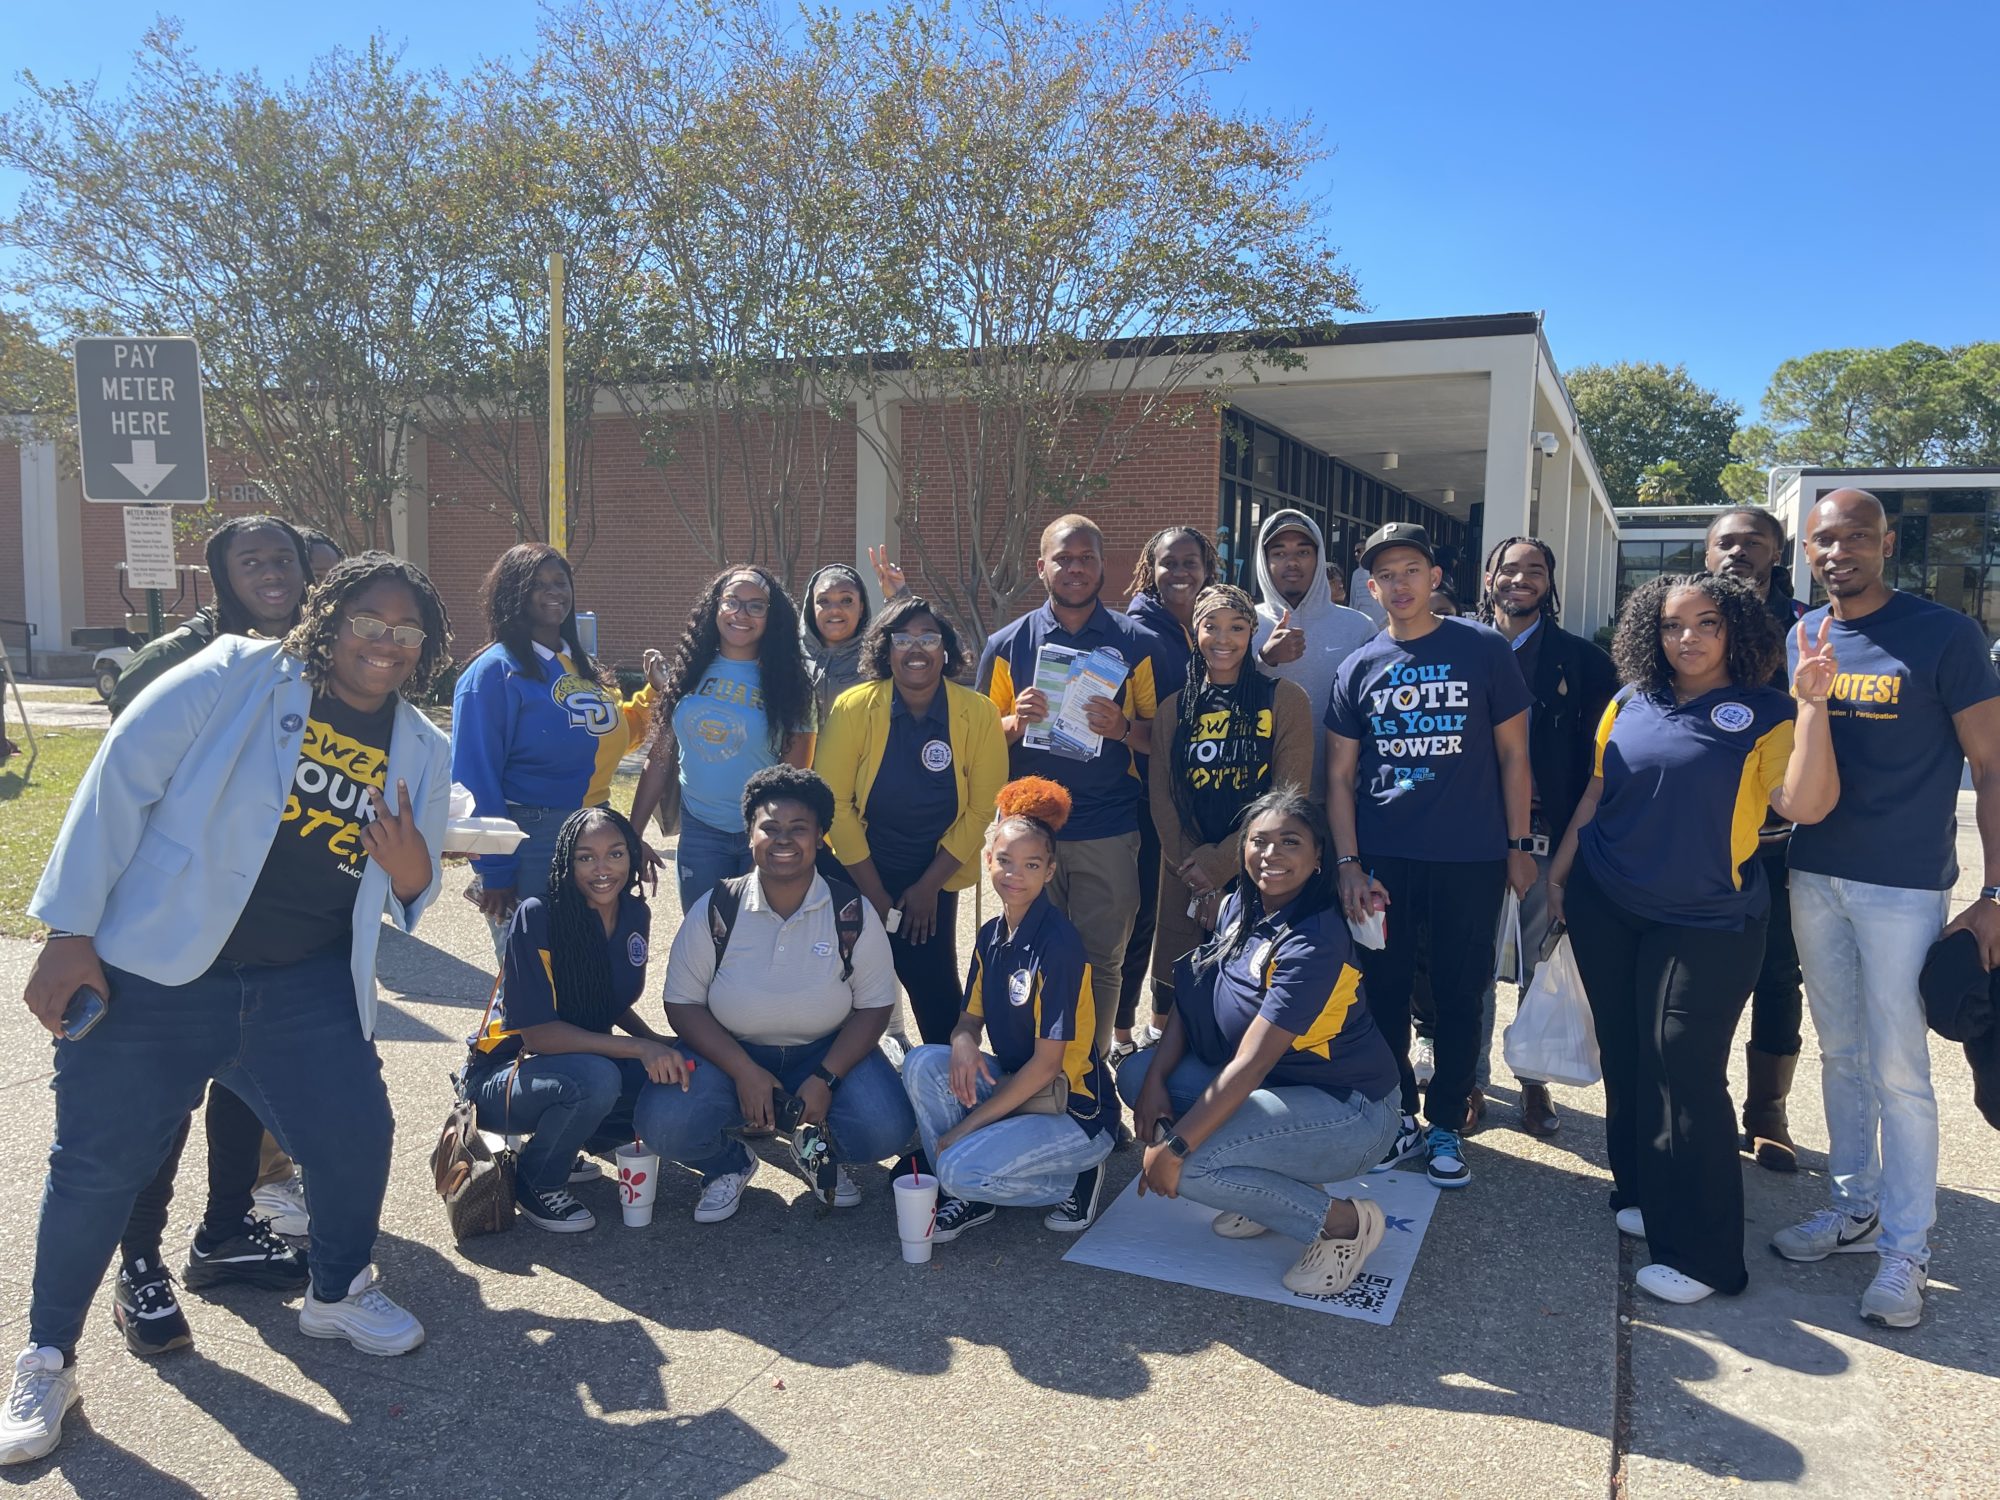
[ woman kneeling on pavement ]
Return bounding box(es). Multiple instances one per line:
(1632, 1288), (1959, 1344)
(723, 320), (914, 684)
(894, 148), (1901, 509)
(1548, 573), (1839, 1305)
(465, 807), (690, 1232)
(1116, 786), (1404, 1297)
(902, 779), (1118, 1243)
(6, 554), (455, 1467)
(635, 766), (916, 1223)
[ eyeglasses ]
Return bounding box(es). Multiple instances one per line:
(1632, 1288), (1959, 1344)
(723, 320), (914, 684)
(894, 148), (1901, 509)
(1659, 618), (1725, 640)
(718, 596), (770, 618)
(348, 614), (427, 649)
(891, 631), (943, 651)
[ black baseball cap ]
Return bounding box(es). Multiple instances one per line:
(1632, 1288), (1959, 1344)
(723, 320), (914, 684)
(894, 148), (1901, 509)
(1361, 522), (1435, 570)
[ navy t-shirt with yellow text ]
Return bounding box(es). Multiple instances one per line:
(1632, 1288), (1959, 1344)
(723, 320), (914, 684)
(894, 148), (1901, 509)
(1579, 683), (1795, 929)
(1787, 592), (2000, 891)
(1323, 617), (1531, 860)
(965, 893), (1112, 1137)
(1172, 889), (1399, 1103)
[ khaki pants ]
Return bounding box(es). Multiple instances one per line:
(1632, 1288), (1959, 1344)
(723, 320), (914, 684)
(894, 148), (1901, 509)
(257, 1132), (295, 1189)
(1050, 830), (1142, 1054)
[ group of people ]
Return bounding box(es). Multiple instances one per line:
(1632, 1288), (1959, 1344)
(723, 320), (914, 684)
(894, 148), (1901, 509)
(7, 486), (1993, 1467)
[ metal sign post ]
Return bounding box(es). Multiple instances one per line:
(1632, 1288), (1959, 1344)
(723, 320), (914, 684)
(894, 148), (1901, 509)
(73, 336), (212, 641)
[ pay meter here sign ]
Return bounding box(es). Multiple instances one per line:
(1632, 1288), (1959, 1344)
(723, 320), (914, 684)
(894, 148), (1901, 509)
(73, 336), (211, 503)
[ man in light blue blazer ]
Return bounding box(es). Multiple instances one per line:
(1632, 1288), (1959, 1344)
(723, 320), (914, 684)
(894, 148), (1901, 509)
(4, 554), (454, 1467)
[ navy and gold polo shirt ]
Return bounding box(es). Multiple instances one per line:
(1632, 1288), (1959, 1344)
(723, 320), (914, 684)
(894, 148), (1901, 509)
(964, 892), (1112, 1137)
(1577, 683), (1796, 929)
(472, 891), (651, 1063)
(975, 600), (1159, 841)
(1172, 890), (1399, 1103)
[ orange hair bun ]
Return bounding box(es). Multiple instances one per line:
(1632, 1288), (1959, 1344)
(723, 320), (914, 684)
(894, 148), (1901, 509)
(994, 776), (1071, 834)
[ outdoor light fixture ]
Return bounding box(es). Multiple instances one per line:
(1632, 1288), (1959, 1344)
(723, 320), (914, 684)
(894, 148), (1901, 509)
(1381, 452), (1399, 470)
(1534, 431), (1560, 457)
(1441, 488), (1456, 506)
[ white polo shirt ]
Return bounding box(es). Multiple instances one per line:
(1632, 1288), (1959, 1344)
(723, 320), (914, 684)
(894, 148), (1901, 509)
(662, 872), (896, 1046)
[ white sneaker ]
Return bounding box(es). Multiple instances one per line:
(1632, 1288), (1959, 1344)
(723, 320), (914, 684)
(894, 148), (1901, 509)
(1770, 1206), (1881, 1262)
(1615, 1207), (1646, 1238)
(693, 1158), (759, 1224)
(298, 1267), (424, 1356)
(566, 1153), (603, 1185)
(1635, 1263), (1714, 1304)
(0, 1348), (78, 1466)
(1861, 1253), (1927, 1329)
(832, 1165), (861, 1209)
(1411, 1035), (1436, 1086)
(251, 1172), (310, 1236)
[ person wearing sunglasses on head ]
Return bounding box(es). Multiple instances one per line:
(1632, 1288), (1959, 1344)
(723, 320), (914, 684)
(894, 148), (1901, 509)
(815, 597), (1007, 1046)
(7, 554), (455, 1466)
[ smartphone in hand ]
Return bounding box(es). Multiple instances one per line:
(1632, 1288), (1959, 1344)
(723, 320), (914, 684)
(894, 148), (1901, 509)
(60, 987), (108, 1041)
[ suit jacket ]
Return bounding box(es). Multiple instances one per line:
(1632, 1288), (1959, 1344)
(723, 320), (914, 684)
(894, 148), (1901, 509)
(30, 636), (452, 1039)
(1525, 622), (1619, 839)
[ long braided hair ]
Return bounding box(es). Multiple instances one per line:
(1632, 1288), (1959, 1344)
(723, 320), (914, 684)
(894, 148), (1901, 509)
(1126, 526), (1220, 601)
(281, 551), (452, 698)
(1167, 584), (1277, 843)
(543, 807), (646, 1035)
(205, 514), (311, 636)
(1475, 535), (1562, 629)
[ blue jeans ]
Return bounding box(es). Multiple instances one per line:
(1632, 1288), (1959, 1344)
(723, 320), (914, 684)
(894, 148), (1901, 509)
(903, 1045), (1113, 1208)
(1114, 1050), (1400, 1244)
(675, 812), (752, 915)
(485, 803), (570, 958)
(32, 951), (392, 1350)
(633, 1033), (915, 1181)
(470, 1052), (648, 1191)
(1790, 871), (1949, 1263)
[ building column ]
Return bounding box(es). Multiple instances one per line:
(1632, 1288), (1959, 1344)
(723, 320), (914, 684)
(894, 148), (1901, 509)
(19, 439), (87, 654)
(389, 429), (429, 573)
(854, 394), (901, 584)
(1481, 356), (1537, 560)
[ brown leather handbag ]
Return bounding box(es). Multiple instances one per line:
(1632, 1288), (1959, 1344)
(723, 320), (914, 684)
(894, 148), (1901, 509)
(432, 978), (519, 1243)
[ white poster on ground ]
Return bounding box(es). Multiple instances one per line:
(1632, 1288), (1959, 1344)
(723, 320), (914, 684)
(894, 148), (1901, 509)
(1062, 1168), (1440, 1325)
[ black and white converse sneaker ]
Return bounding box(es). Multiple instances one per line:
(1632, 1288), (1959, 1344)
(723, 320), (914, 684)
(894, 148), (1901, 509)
(930, 1195), (997, 1244)
(517, 1183), (597, 1233)
(1043, 1164), (1105, 1233)
(183, 1216), (311, 1292)
(113, 1257), (193, 1356)
(567, 1154), (603, 1185)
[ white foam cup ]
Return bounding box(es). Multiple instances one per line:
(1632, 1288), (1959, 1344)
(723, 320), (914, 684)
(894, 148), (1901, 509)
(893, 1171), (939, 1263)
(615, 1141), (660, 1227)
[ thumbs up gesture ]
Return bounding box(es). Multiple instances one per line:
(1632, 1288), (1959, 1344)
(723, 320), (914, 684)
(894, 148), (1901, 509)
(1261, 607), (1306, 665)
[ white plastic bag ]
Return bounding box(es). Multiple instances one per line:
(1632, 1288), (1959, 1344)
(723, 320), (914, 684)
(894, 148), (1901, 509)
(1493, 890), (1524, 986)
(1502, 933), (1601, 1088)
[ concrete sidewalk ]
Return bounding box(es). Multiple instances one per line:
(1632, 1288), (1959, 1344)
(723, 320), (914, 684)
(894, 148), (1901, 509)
(0, 822), (1995, 1496)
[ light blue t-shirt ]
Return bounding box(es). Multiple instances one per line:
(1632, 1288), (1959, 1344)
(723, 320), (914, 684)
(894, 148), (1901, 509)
(673, 657), (807, 833)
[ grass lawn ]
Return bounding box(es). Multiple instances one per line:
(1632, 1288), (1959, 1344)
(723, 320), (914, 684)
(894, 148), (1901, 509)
(14, 686), (103, 704)
(0, 729), (101, 938)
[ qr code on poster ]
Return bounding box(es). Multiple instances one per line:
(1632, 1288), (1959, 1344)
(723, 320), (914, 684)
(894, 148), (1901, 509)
(1294, 1271), (1396, 1313)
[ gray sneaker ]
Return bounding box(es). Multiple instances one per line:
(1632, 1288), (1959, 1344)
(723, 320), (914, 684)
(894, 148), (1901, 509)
(1770, 1207), (1881, 1262)
(1860, 1254), (1927, 1329)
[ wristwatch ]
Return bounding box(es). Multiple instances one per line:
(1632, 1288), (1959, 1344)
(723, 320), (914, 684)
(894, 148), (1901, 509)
(811, 1064), (841, 1090)
(1507, 837), (1539, 852)
(1164, 1133), (1191, 1160)
(1335, 855), (1362, 868)
(1980, 887), (2000, 903)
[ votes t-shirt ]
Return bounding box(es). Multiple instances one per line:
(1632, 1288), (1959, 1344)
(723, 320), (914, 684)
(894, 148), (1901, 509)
(1787, 591), (2000, 890)
(1323, 617), (1532, 860)
(221, 692), (395, 965)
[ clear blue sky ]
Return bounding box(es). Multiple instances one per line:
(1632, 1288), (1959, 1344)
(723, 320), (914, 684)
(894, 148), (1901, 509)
(6, 1), (1996, 414)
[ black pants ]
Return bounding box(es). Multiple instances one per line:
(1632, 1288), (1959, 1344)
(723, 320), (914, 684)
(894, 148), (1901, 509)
(122, 1080), (265, 1260)
(876, 856), (964, 1046)
(1357, 855), (1507, 1131)
(1749, 845), (1802, 1056)
(1565, 862), (1764, 1295)
(1117, 800), (1163, 1031)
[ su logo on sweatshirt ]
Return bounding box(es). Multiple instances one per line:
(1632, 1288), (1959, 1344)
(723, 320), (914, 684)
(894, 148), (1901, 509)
(552, 671), (618, 736)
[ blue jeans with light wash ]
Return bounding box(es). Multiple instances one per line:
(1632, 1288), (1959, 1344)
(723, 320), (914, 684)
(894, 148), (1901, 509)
(1789, 871), (1949, 1263)
(902, 1046), (1114, 1208)
(469, 1052), (649, 1191)
(675, 811), (752, 915)
(1114, 1049), (1401, 1245)
(633, 1032), (915, 1182)
(484, 802), (571, 958)
(31, 950), (392, 1352)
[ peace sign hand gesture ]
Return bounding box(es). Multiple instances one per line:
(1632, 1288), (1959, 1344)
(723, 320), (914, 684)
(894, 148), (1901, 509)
(361, 779), (434, 903)
(1792, 618), (1838, 704)
(868, 544), (906, 599)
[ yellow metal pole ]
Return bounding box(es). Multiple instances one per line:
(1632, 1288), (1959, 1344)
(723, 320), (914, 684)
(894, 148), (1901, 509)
(547, 251), (567, 552)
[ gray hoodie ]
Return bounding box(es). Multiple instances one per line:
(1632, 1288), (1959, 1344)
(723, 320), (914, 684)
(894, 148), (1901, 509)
(800, 562), (910, 720)
(1250, 508), (1378, 796)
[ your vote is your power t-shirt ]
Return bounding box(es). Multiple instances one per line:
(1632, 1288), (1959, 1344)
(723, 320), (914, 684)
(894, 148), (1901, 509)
(1324, 617), (1531, 861)
(221, 692), (396, 965)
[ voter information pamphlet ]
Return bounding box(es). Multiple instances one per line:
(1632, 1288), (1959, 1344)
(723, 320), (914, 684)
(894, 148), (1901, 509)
(1020, 645), (1083, 752)
(1050, 648), (1130, 758)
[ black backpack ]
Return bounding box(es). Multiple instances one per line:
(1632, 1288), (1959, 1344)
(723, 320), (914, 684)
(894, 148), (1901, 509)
(707, 874), (866, 981)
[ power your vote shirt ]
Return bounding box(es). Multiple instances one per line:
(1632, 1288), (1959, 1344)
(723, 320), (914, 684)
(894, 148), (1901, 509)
(1324, 617), (1531, 861)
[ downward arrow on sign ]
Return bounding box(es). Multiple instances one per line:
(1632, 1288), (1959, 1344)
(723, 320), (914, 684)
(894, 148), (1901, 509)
(113, 439), (177, 497)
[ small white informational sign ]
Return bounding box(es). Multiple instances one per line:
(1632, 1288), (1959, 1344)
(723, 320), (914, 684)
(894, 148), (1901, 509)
(122, 504), (180, 590)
